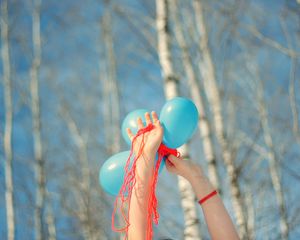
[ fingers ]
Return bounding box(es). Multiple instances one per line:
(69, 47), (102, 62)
(137, 117), (144, 130)
(144, 111), (160, 126)
(165, 158), (174, 167)
(126, 128), (134, 141)
(165, 159), (178, 175)
(165, 159), (173, 171)
(167, 155), (181, 165)
(151, 111), (159, 125)
(145, 112), (151, 125)
(137, 111), (159, 130)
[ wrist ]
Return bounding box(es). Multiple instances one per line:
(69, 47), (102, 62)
(190, 175), (209, 188)
(135, 153), (155, 180)
(190, 176), (215, 200)
(187, 167), (206, 185)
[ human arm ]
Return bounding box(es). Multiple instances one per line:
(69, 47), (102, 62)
(166, 155), (240, 240)
(126, 111), (163, 240)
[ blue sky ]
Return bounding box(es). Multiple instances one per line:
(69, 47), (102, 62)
(1, 0), (300, 239)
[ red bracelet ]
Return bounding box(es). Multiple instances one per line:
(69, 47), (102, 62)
(198, 190), (218, 205)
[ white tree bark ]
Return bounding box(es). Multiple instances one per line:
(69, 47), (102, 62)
(178, 145), (202, 240)
(30, 0), (46, 239)
(193, 0), (248, 238)
(1, 0), (15, 239)
(62, 110), (95, 240)
(156, 0), (201, 239)
(288, 59), (300, 143)
(101, 2), (121, 154)
(156, 0), (179, 100)
(57, 98), (108, 239)
(257, 83), (289, 240)
(245, 190), (255, 240)
(281, 20), (300, 144)
(100, 5), (124, 239)
(46, 195), (57, 240)
(170, 0), (220, 191)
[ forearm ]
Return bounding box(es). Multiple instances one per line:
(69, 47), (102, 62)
(128, 153), (155, 240)
(190, 177), (240, 240)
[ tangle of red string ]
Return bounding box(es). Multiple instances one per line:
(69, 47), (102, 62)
(111, 123), (180, 240)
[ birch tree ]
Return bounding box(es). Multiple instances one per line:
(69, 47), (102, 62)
(101, 0), (121, 155)
(54, 90), (108, 239)
(30, 0), (47, 238)
(280, 18), (300, 144)
(156, 0), (201, 239)
(258, 94), (289, 240)
(61, 109), (97, 240)
(170, 0), (220, 191)
(100, 2), (123, 238)
(193, 0), (248, 238)
(249, 66), (289, 239)
(46, 196), (56, 240)
(1, 0), (15, 239)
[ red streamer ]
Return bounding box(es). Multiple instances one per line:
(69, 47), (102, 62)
(112, 123), (180, 240)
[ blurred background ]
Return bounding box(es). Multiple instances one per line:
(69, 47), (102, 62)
(0, 0), (300, 239)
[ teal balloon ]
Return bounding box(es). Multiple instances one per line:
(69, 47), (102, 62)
(159, 97), (199, 148)
(122, 109), (149, 146)
(99, 151), (165, 196)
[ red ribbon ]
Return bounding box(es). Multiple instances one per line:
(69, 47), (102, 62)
(112, 123), (180, 240)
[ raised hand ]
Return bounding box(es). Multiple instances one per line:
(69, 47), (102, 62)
(126, 111), (163, 159)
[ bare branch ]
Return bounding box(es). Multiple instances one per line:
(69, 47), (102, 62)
(279, 17), (300, 143)
(242, 23), (299, 58)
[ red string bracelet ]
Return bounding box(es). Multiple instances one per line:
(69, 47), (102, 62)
(198, 190), (218, 205)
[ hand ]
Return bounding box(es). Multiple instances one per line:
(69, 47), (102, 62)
(126, 111), (164, 168)
(165, 155), (206, 185)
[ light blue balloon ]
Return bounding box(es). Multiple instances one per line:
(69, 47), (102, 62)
(159, 97), (199, 148)
(121, 109), (149, 146)
(99, 151), (165, 196)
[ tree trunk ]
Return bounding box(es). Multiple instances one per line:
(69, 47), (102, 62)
(101, 1), (121, 155)
(1, 1), (15, 239)
(280, 17), (300, 143)
(100, 3), (124, 239)
(30, 0), (46, 239)
(288, 57), (300, 143)
(170, 0), (220, 191)
(257, 84), (289, 240)
(178, 145), (202, 239)
(62, 110), (95, 240)
(245, 189), (255, 239)
(156, 0), (202, 239)
(193, 0), (248, 238)
(46, 195), (57, 240)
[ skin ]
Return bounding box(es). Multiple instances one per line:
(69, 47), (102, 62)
(126, 111), (240, 240)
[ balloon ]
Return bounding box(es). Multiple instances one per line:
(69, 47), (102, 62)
(99, 151), (165, 196)
(121, 109), (150, 146)
(159, 97), (199, 148)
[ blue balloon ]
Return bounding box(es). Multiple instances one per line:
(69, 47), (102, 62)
(122, 109), (150, 146)
(159, 97), (199, 148)
(99, 151), (165, 196)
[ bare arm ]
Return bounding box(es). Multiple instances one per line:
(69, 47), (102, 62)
(127, 152), (154, 240)
(124, 110), (239, 240)
(166, 156), (240, 240)
(126, 111), (163, 240)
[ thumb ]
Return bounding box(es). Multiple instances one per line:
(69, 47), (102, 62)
(167, 154), (181, 165)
